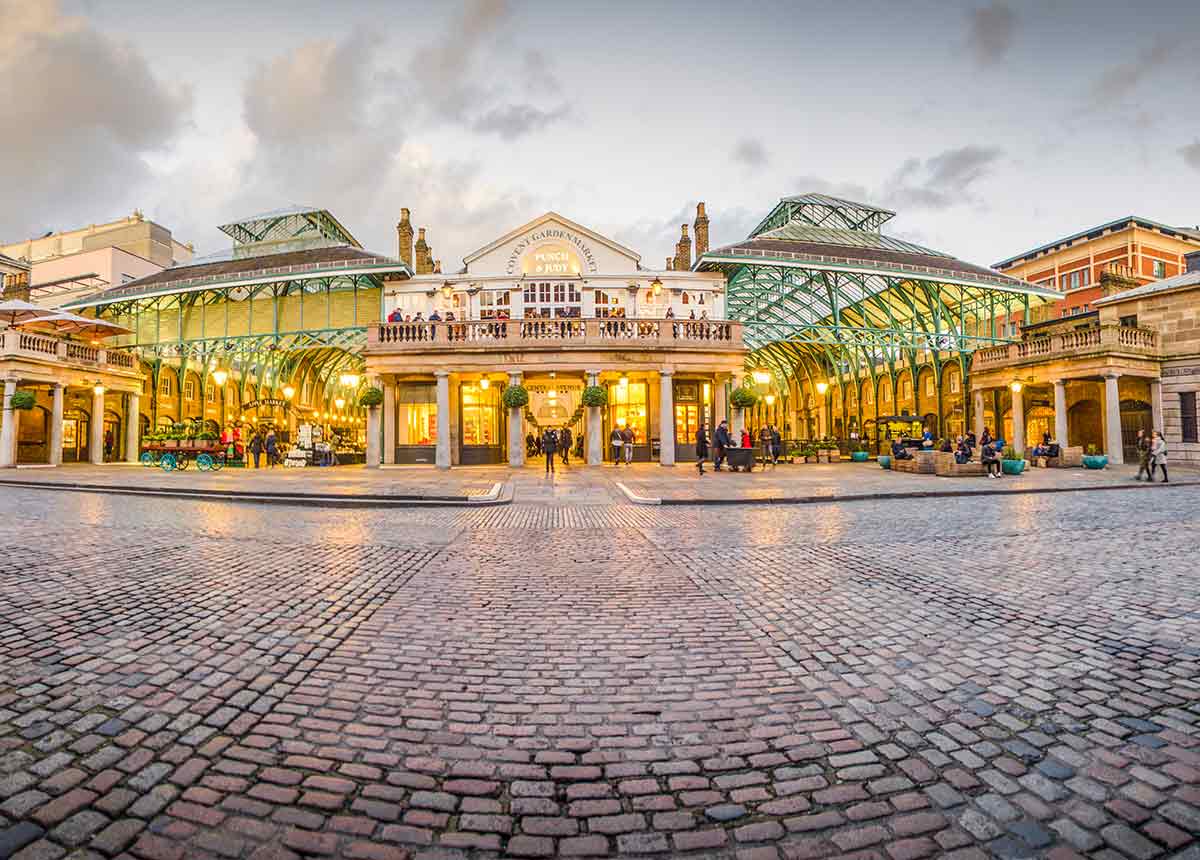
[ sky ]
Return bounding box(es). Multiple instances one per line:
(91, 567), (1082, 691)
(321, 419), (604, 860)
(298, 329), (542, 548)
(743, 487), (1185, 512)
(2, 0), (1199, 271)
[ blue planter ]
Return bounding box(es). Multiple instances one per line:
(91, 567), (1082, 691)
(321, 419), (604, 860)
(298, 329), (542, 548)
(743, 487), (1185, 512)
(851, 451), (869, 462)
(878, 455), (891, 470)
(1001, 459), (1025, 475)
(1082, 454), (1108, 469)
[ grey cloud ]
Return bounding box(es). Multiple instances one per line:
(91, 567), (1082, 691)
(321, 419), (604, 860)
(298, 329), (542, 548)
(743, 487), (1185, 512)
(732, 138), (770, 169)
(1182, 141), (1200, 171)
(473, 103), (571, 141)
(967, 2), (1016, 66)
(406, 0), (569, 140)
(0, 0), (190, 241)
(883, 145), (1003, 210)
(789, 176), (873, 206)
(1083, 34), (1181, 112)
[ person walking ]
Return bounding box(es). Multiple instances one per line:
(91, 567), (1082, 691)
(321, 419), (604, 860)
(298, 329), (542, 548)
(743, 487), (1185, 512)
(248, 430), (263, 469)
(560, 426), (572, 466)
(770, 424), (782, 465)
(622, 424), (635, 465)
(1134, 429), (1152, 481)
(610, 425), (624, 465)
(542, 427), (558, 475)
(1150, 430), (1168, 483)
(265, 429), (278, 467)
(713, 419), (730, 470)
(695, 422), (709, 475)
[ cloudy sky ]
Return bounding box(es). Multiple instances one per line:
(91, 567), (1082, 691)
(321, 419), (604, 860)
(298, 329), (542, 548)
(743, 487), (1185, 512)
(3, 0), (1198, 270)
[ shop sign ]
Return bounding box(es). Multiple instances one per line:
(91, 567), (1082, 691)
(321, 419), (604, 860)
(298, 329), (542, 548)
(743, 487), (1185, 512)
(506, 229), (599, 276)
(244, 398), (291, 410)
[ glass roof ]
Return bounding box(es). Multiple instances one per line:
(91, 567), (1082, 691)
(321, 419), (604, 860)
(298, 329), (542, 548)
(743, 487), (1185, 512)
(754, 222), (946, 256)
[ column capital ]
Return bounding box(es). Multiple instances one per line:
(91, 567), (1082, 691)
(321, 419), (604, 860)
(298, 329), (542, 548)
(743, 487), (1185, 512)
(1103, 372), (1121, 381)
(659, 369), (674, 378)
(1052, 378), (1067, 387)
(434, 369), (449, 378)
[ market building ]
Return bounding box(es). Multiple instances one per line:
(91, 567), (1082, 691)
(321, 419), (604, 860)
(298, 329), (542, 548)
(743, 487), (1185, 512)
(366, 208), (746, 466)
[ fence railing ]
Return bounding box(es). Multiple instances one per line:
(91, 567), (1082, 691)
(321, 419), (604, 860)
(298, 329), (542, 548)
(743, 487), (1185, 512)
(367, 318), (744, 350)
(972, 324), (1158, 371)
(0, 328), (140, 373)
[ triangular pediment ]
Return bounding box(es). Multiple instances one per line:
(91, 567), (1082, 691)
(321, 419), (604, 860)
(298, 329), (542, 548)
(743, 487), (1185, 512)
(463, 212), (642, 276)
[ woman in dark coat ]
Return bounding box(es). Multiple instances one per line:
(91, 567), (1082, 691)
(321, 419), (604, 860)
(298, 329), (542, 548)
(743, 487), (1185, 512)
(695, 423), (709, 476)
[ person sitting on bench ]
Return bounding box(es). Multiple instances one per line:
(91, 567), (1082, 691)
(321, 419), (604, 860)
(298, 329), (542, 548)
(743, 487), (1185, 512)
(954, 436), (971, 465)
(981, 440), (1003, 477)
(891, 438), (913, 460)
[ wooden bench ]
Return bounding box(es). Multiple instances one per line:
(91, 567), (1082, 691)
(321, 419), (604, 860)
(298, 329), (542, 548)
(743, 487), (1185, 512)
(934, 451), (987, 477)
(892, 449), (936, 474)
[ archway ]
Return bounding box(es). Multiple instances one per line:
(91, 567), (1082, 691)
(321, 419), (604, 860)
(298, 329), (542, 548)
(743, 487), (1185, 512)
(1068, 399), (1102, 453)
(16, 403), (50, 465)
(1120, 399), (1152, 462)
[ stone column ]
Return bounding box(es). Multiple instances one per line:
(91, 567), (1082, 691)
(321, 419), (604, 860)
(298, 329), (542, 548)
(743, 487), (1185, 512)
(0, 379), (17, 468)
(507, 370), (525, 467)
(973, 389), (985, 439)
(365, 407), (381, 468)
(1011, 385), (1025, 457)
(382, 380), (396, 464)
(586, 370), (602, 466)
(1150, 378), (1163, 432)
(1104, 374), (1124, 464)
(659, 370), (675, 466)
(730, 374), (745, 439)
(90, 387), (105, 464)
(714, 375), (728, 429)
(1053, 380), (1068, 446)
(50, 384), (64, 466)
(125, 392), (141, 463)
(435, 370), (451, 470)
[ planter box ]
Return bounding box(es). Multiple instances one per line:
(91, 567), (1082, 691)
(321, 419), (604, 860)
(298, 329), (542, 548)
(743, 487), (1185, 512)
(893, 450), (937, 474)
(1082, 454), (1108, 470)
(804, 455), (817, 464)
(1001, 459), (1026, 475)
(878, 455), (891, 470)
(163, 439), (178, 448)
(850, 451), (868, 462)
(934, 451), (986, 477)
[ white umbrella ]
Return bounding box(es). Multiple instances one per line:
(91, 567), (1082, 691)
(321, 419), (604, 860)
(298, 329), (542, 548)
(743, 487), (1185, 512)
(0, 299), (47, 326)
(17, 311), (132, 339)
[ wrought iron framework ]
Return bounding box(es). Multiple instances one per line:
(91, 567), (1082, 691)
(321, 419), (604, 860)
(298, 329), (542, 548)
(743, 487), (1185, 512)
(699, 194), (1060, 433)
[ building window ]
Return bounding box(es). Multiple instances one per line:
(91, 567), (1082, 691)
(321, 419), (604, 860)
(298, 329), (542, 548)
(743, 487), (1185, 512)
(609, 380), (648, 443)
(949, 373), (960, 394)
(523, 281), (581, 318)
(1153, 260), (1166, 279)
(1120, 314), (1138, 328)
(674, 381), (701, 444)
(396, 384), (437, 445)
(159, 377), (171, 396)
(901, 378), (911, 399)
(206, 385), (215, 403)
(1182, 392), (1198, 443)
(478, 290), (510, 319)
(461, 383), (499, 446)
(924, 377), (934, 397)
(594, 290), (626, 318)
(184, 380), (195, 400)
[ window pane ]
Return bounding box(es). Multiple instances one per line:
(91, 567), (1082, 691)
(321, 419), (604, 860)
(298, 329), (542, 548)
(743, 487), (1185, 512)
(462, 383), (499, 446)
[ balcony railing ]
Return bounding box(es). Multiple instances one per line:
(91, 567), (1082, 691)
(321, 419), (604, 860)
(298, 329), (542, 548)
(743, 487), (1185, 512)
(972, 324), (1158, 372)
(367, 318), (745, 351)
(0, 328), (141, 374)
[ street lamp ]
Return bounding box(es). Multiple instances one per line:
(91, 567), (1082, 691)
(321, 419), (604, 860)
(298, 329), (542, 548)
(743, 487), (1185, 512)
(442, 281), (453, 299)
(618, 374), (628, 388)
(1010, 381), (1023, 393)
(212, 368), (228, 387)
(752, 368), (771, 386)
(335, 397), (346, 410)
(93, 383), (105, 396)
(765, 394), (776, 406)
(816, 381), (829, 395)
(479, 377), (490, 390)
(650, 276), (663, 296)
(283, 385), (295, 400)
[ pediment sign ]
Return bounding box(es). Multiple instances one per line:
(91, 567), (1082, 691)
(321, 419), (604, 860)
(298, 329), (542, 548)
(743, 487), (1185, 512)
(465, 213), (642, 277)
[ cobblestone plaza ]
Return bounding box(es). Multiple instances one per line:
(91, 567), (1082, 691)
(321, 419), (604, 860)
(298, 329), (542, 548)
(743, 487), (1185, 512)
(1, 482), (1198, 859)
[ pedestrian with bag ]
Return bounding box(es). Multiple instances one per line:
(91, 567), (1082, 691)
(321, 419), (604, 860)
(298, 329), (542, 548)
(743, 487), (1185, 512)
(610, 425), (624, 465)
(1134, 429), (1152, 481)
(542, 427), (558, 475)
(695, 422), (709, 475)
(560, 426), (572, 466)
(1150, 430), (1168, 483)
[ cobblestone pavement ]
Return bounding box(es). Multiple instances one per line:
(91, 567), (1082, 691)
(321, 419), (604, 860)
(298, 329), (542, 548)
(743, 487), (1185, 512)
(1, 486), (1197, 859)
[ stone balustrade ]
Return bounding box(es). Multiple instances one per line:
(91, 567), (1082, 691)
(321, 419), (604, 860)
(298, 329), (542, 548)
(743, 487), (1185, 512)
(366, 318), (744, 352)
(0, 328), (139, 374)
(971, 324), (1158, 372)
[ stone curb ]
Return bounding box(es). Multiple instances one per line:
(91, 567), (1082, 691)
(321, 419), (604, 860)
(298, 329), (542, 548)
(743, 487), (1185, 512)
(639, 479), (1200, 507)
(0, 477), (513, 508)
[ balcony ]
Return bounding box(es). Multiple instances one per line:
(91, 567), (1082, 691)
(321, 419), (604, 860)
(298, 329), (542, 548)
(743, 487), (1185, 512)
(972, 324), (1159, 373)
(1, 328), (138, 374)
(366, 318), (746, 353)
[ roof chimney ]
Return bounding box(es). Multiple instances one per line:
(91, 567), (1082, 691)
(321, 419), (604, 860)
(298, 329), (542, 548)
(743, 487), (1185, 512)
(693, 202), (709, 258)
(397, 208), (414, 270)
(665, 257), (674, 271)
(674, 223), (692, 271)
(414, 228), (432, 275)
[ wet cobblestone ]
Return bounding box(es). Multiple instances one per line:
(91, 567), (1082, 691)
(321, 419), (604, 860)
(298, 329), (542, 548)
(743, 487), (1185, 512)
(0, 485), (1197, 858)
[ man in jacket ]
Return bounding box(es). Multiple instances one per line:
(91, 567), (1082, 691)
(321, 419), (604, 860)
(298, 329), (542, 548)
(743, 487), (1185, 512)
(560, 426), (572, 466)
(610, 426), (624, 465)
(695, 423), (709, 475)
(542, 428), (558, 475)
(713, 420), (730, 470)
(1134, 429), (1152, 481)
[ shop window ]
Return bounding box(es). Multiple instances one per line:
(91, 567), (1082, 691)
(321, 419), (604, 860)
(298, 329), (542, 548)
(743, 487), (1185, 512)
(479, 290), (510, 319)
(1153, 260), (1166, 279)
(609, 381), (648, 443)
(594, 290), (625, 319)
(396, 384), (437, 445)
(461, 383), (499, 446)
(1182, 392), (1198, 443)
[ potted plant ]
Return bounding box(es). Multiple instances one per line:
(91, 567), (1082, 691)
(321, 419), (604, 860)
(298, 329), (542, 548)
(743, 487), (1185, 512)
(730, 387), (758, 410)
(801, 444), (817, 464)
(1082, 443), (1108, 469)
(163, 430), (178, 449)
(581, 385), (608, 407)
(878, 451), (892, 469)
(502, 384), (530, 410)
(1001, 445), (1026, 475)
(358, 386), (383, 408)
(849, 440), (869, 462)
(9, 390), (35, 411)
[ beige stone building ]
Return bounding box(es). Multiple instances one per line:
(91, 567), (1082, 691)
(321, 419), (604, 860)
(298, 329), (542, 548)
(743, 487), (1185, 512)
(970, 251), (1200, 465)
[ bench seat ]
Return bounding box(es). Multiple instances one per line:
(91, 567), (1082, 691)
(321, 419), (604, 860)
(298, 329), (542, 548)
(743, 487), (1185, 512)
(934, 451), (986, 477)
(892, 449), (936, 474)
